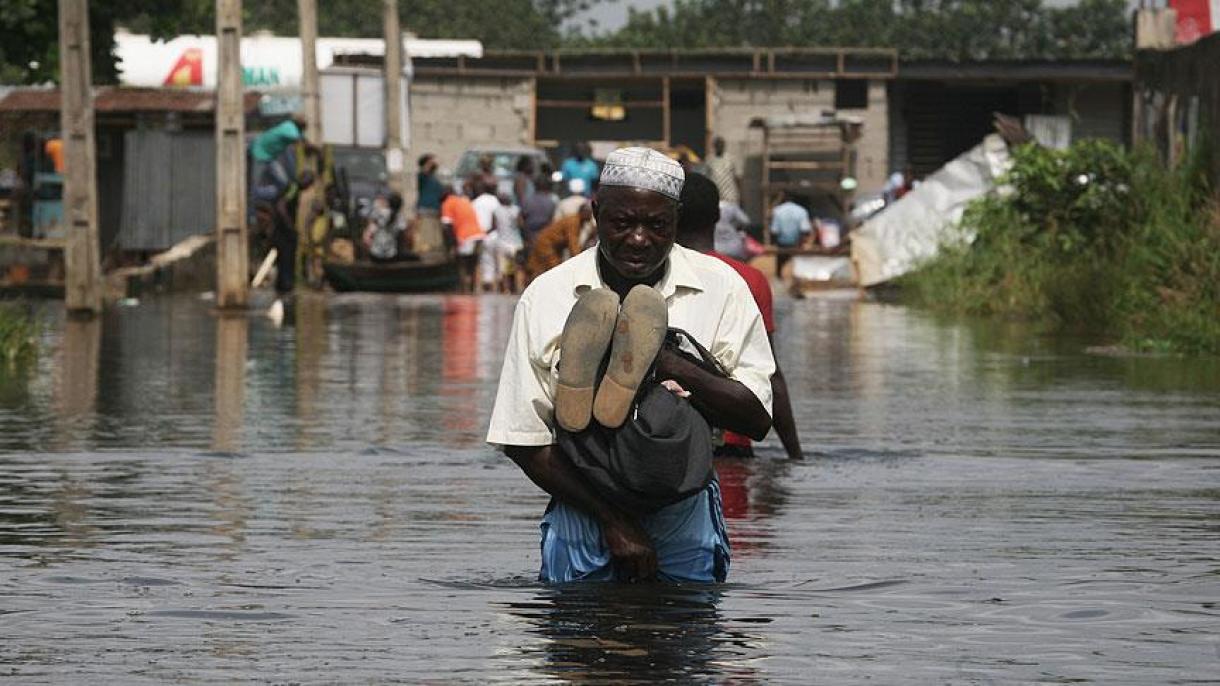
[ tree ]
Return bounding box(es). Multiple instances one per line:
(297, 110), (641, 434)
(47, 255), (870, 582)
(0, 0), (209, 84)
(588, 0), (1133, 60)
(0, 0), (605, 85)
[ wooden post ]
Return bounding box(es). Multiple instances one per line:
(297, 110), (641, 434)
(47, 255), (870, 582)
(383, 0), (406, 194)
(298, 0), (321, 142)
(761, 126), (772, 246)
(215, 0), (248, 309)
(661, 77), (671, 148)
(527, 76), (537, 145)
(58, 0), (102, 314)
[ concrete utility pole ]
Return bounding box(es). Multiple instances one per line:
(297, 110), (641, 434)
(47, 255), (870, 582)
(383, 0), (406, 194)
(58, 0), (102, 314)
(298, 0), (321, 142)
(215, 0), (248, 309)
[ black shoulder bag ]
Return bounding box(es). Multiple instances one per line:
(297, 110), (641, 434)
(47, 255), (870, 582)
(555, 328), (726, 513)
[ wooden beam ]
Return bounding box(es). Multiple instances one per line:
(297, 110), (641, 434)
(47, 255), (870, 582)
(58, 0), (102, 314)
(527, 77), (537, 144)
(535, 100), (665, 108)
(0, 235), (68, 250)
(215, 0), (248, 308)
(662, 76), (671, 147)
(761, 127), (771, 245)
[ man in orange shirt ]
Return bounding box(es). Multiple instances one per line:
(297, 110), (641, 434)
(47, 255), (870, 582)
(44, 138), (64, 173)
(441, 189), (486, 292)
(525, 202), (595, 282)
(677, 172), (803, 459)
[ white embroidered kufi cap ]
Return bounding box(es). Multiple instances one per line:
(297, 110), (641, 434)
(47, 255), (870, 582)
(598, 147), (685, 201)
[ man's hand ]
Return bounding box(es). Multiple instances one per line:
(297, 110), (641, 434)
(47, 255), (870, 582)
(602, 515), (657, 582)
(506, 444), (658, 581)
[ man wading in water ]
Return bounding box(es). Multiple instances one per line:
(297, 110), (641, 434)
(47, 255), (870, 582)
(487, 147), (775, 583)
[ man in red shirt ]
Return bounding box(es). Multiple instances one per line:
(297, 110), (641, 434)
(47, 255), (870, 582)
(676, 172), (803, 459)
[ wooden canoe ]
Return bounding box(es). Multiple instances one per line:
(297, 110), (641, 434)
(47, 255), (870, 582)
(322, 255), (459, 293)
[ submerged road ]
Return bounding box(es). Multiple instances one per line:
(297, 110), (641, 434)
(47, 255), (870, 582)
(1, 292), (1218, 683)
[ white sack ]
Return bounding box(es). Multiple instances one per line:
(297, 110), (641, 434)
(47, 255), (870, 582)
(851, 134), (1011, 287)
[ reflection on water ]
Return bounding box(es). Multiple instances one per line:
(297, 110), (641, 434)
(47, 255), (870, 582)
(502, 584), (758, 683)
(0, 292), (1218, 682)
(212, 313), (247, 453)
(53, 317), (100, 448)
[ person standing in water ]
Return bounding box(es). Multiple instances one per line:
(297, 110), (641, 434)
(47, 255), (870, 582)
(487, 147), (775, 583)
(676, 172), (804, 460)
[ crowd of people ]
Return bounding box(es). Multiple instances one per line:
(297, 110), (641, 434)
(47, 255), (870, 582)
(245, 121), (866, 305)
(414, 144), (603, 294)
(398, 137), (775, 295)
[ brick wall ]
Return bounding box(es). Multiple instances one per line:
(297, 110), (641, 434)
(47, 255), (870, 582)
(408, 75), (534, 175)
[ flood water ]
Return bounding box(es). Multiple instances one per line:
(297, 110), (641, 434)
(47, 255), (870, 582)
(1, 292), (1218, 683)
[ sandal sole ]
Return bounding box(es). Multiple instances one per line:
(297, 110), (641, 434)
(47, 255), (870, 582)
(554, 288), (621, 432)
(593, 285), (668, 429)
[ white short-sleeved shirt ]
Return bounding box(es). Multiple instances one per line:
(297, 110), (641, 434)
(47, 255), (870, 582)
(472, 193), (500, 232)
(486, 244), (775, 447)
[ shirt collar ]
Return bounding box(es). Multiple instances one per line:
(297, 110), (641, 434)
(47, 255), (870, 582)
(572, 244), (705, 299)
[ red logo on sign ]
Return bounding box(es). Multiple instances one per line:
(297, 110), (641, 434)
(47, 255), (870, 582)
(163, 48), (203, 87)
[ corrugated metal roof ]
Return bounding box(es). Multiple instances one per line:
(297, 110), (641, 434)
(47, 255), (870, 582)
(0, 87), (262, 113)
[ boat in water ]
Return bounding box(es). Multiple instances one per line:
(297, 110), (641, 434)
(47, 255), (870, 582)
(322, 254), (459, 293)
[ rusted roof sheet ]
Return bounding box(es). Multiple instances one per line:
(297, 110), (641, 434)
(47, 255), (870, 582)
(0, 87), (261, 113)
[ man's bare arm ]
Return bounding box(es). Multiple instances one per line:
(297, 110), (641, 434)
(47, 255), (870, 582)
(505, 444), (657, 580)
(654, 349), (772, 441)
(770, 361), (803, 460)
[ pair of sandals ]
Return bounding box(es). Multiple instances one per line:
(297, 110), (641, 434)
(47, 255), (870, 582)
(555, 286), (668, 433)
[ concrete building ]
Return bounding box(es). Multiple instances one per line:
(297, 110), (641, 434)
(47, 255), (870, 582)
(406, 48), (897, 221)
(404, 48), (1133, 222)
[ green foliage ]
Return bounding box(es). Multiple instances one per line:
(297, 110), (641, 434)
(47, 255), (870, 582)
(584, 0), (1132, 60)
(0, 0), (600, 85)
(0, 0), (203, 84)
(229, 0), (599, 50)
(0, 304), (37, 370)
(0, 0), (1136, 83)
(901, 139), (1220, 355)
(987, 140), (1134, 256)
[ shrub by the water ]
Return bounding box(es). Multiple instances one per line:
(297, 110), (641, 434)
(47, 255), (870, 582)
(0, 304), (36, 369)
(900, 139), (1220, 355)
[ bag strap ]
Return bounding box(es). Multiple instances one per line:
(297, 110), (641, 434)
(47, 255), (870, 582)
(664, 327), (729, 378)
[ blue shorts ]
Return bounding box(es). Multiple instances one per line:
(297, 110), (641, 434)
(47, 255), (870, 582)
(539, 480), (730, 583)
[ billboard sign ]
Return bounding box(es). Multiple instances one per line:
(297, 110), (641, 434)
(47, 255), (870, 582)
(115, 31), (481, 90)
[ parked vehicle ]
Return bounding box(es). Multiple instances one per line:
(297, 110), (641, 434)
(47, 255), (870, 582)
(331, 145), (389, 221)
(447, 147), (550, 198)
